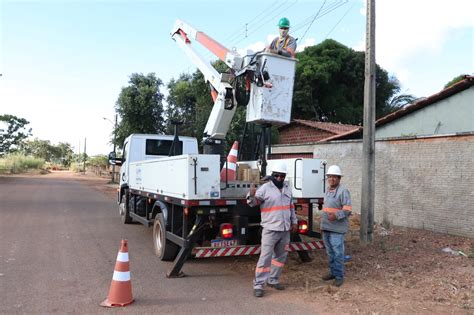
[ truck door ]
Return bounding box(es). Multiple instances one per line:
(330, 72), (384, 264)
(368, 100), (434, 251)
(120, 140), (130, 185)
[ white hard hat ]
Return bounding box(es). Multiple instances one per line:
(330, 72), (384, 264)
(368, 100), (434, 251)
(326, 165), (342, 176)
(272, 161), (288, 174)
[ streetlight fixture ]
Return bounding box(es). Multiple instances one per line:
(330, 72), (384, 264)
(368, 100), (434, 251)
(103, 114), (118, 183)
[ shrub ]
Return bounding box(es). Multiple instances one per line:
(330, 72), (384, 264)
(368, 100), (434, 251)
(0, 153), (45, 174)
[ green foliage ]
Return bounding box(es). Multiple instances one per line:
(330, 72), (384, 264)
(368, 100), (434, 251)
(444, 74), (466, 88)
(0, 153), (44, 174)
(385, 92), (417, 112)
(20, 139), (74, 166)
(70, 162), (85, 173)
(293, 39), (405, 124)
(165, 61), (244, 153)
(0, 114), (32, 155)
(87, 155), (108, 168)
(114, 73), (165, 148)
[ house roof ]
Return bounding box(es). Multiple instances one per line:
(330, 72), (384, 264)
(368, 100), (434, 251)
(278, 119), (359, 135)
(321, 75), (474, 142)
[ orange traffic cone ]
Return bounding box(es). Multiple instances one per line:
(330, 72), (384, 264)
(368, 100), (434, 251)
(220, 141), (239, 181)
(100, 240), (134, 307)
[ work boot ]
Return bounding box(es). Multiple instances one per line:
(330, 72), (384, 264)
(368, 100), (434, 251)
(254, 289), (264, 297)
(322, 273), (335, 281)
(267, 283), (285, 290)
(334, 278), (344, 287)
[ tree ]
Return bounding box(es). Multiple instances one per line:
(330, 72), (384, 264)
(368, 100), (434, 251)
(87, 155), (108, 168)
(20, 139), (74, 165)
(293, 39), (407, 124)
(444, 74), (466, 89)
(0, 114), (32, 155)
(114, 73), (165, 148)
(385, 92), (417, 113)
(165, 61), (248, 153)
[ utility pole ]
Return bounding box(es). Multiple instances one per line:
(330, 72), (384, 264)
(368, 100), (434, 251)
(112, 114), (117, 183)
(83, 138), (87, 174)
(360, 0), (376, 244)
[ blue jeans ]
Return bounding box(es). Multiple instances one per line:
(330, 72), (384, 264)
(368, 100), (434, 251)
(322, 231), (345, 280)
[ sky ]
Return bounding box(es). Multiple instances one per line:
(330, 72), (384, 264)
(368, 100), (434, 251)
(1, 0), (473, 156)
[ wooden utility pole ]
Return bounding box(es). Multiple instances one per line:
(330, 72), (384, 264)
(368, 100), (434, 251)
(112, 114), (117, 183)
(83, 138), (87, 174)
(360, 0), (376, 244)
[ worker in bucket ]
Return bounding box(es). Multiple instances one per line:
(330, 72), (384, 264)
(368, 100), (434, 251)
(247, 162), (298, 297)
(321, 165), (352, 287)
(266, 17), (297, 58)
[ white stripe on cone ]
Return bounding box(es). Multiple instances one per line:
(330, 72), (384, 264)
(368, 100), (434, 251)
(117, 252), (129, 262)
(112, 271), (131, 282)
(223, 162), (237, 171)
(229, 149), (238, 157)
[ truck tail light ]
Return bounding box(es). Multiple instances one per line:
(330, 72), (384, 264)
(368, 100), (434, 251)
(298, 220), (308, 234)
(220, 223), (233, 239)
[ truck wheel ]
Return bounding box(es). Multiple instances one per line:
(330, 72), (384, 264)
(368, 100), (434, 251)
(119, 202), (132, 224)
(153, 213), (179, 261)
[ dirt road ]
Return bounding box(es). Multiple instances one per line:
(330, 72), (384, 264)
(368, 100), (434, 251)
(1, 171), (472, 314)
(0, 173), (315, 314)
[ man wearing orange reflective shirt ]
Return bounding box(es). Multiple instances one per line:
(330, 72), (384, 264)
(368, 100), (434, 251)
(247, 162), (298, 297)
(320, 165), (352, 287)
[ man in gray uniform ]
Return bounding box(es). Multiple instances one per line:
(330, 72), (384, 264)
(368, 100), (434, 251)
(266, 17), (297, 58)
(320, 165), (352, 287)
(247, 162), (298, 297)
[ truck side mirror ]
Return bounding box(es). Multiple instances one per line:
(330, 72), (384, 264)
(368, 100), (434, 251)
(108, 151), (123, 166)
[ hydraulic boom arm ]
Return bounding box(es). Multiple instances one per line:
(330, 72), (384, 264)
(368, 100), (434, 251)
(171, 20), (242, 146)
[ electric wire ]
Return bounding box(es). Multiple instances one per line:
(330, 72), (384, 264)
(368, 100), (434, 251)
(231, 0), (298, 48)
(290, 0), (347, 36)
(324, 2), (355, 39)
(223, 0), (291, 46)
(298, 0), (327, 43)
(290, 0), (344, 33)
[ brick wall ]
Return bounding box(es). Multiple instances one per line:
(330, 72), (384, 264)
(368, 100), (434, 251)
(310, 134), (474, 238)
(279, 125), (334, 144)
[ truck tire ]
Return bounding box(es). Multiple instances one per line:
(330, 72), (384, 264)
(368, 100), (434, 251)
(119, 202), (132, 224)
(153, 213), (179, 261)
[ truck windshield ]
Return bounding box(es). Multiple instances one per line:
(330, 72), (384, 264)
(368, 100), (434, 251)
(146, 139), (183, 156)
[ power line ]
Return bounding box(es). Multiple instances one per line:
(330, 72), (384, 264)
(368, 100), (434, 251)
(222, 0), (285, 45)
(226, 0), (296, 48)
(231, 0), (298, 48)
(325, 2), (355, 39)
(299, 0), (327, 43)
(290, 0), (343, 33)
(290, 0), (348, 40)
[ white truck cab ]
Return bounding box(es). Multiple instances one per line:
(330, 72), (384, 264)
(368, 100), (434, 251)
(118, 134), (199, 186)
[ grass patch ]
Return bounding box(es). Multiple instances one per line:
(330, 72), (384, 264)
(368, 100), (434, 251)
(0, 153), (45, 174)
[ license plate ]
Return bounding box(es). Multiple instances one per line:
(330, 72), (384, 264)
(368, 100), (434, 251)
(211, 239), (238, 248)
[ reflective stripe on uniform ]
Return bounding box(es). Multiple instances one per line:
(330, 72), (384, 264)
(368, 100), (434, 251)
(343, 205), (352, 211)
(271, 259), (285, 268)
(323, 207), (342, 213)
(261, 205), (291, 213)
(256, 267), (270, 273)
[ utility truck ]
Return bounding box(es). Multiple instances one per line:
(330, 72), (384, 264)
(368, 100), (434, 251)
(110, 20), (327, 278)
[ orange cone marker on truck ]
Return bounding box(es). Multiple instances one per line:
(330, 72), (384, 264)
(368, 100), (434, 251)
(220, 141), (239, 181)
(101, 240), (134, 307)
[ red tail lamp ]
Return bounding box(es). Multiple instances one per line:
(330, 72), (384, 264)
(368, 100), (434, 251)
(220, 223), (233, 239)
(298, 220), (308, 234)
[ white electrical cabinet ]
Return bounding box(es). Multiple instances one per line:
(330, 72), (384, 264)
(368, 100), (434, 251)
(266, 158), (326, 198)
(246, 53), (297, 125)
(129, 154), (221, 200)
